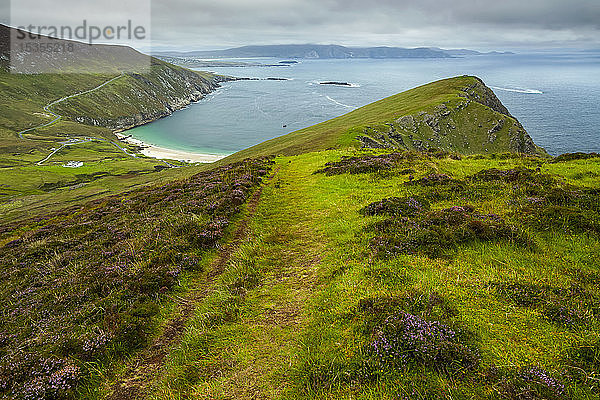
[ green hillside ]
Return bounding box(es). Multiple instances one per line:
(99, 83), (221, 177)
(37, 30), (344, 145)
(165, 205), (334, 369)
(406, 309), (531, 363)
(0, 34), (597, 399)
(222, 76), (547, 163)
(2, 147), (599, 400)
(0, 25), (222, 223)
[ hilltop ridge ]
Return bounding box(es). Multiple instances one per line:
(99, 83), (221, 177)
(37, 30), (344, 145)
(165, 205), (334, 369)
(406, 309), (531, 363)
(222, 76), (547, 163)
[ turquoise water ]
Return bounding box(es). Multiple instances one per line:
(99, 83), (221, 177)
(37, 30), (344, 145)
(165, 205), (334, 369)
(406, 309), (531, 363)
(126, 54), (600, 156)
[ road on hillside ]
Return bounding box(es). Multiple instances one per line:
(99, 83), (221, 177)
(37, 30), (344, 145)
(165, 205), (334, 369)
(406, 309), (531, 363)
(16, 73), (125, 140)
(16, 73), (181, 168)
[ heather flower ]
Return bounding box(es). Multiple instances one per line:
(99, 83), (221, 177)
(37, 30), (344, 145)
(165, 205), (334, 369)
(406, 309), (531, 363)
(370, 311), (478, 372)
(0, 156), (274, 398)
(314, 152), (409, 175)
(366, 204), (529, 258)
(360, 196), (430, 217)
(520, 366), (565, 395)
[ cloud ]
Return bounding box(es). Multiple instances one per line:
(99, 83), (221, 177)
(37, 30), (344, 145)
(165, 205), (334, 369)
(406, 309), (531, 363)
(147, 0), (600, 50)
(6, 0), (600, 50)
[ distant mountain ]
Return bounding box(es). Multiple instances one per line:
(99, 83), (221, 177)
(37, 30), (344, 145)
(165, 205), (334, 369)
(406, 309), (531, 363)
(155, 44), (450, 59)
(426, 47), (514, 56)
(153, 44), (513, 59)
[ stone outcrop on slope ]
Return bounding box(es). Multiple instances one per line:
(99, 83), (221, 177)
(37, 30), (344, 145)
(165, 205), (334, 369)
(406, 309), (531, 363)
(357, 77), (546, 156)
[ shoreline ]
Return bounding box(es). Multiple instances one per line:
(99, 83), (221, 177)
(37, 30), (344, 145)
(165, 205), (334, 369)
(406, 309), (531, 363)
(115, 133), (229, 163)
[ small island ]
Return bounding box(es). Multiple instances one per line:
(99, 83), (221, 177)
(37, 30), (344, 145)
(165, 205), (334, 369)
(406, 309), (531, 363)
(319, 81), (353, 86)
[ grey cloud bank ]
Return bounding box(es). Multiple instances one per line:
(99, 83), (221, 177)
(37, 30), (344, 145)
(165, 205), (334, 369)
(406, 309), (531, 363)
(4, 0), (599, 51)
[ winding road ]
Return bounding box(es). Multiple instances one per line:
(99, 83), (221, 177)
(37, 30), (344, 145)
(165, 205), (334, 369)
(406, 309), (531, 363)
(16, 73), (180, 168)
(17, 73), (125, 140)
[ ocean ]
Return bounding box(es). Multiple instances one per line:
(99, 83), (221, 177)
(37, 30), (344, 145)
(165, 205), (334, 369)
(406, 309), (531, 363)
(125, 53), (600, 156)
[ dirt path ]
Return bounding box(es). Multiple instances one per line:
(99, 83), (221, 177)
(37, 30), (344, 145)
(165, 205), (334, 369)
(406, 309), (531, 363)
(182, 160), (327, 400)
(107, 168), (279, 400)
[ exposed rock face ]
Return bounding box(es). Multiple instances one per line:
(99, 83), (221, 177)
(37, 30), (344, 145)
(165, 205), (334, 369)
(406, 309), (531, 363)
(357, 77), (546, 156)
(487, 119), (505, 143)
(56, 66), (228, 132)
(458, 77), (513, 118)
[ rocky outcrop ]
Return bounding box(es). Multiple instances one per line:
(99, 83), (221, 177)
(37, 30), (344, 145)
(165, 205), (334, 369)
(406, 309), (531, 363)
(458, 77), (513, 118)
(356, 77), (547, 157)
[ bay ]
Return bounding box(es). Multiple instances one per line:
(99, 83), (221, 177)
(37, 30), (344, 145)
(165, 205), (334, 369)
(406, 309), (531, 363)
(125, 53), (600, 156)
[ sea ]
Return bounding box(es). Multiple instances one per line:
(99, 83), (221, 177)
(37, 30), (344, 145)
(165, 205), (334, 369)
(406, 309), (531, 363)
(125, 53), (600, 156)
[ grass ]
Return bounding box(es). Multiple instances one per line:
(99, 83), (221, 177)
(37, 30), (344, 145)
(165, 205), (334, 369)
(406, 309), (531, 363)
(0, 157), (274, 399)
(140, 149), (600, 400)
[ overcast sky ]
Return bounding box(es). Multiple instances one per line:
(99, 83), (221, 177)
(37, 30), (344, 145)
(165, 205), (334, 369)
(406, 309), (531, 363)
(4, 0), (600, 51)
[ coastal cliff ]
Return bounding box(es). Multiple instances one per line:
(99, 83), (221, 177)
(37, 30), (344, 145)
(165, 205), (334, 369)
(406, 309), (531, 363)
(356, 76), (545, 156)
(52, 61), (226, 132)
(221, 76), (548, 163)
(0, 24), (224, 135)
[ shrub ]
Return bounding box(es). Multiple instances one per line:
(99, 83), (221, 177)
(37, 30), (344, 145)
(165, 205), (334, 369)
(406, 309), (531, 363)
(314, 152), (411, 175)
(369, 311), (478, 374)
(353, 292), (478, 382)
(496, 366), (565, 400)
(366, 205), (531, 258)
(492, 282), (598, 329)
(471, 167), (536, 182)
(359, 196), (430, 217)
(358, 292), (458, 335)
(552, 152), (600, 163)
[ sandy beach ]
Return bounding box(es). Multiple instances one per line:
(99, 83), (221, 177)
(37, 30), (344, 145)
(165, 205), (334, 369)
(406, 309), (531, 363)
(115, 133), (229, 163)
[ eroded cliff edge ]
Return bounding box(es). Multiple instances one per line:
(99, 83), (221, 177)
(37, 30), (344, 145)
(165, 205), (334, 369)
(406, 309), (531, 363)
(52, 60), (228, 132)
(357, 77), (546, 156)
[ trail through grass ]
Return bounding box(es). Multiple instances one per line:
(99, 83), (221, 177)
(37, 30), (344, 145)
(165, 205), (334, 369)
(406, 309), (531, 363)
(147, 150), (600, 399)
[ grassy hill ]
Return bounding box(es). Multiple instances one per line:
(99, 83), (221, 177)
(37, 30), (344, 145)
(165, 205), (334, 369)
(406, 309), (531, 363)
(1, 148), (599, 399)
(222, 76), (547, 164)
(0, 24), (221, 142)
(1, 64), (599, 399)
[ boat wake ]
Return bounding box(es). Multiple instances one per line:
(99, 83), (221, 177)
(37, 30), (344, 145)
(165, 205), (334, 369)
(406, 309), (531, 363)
(325, 95), (353, 108)
(491, 86), (543, 94)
